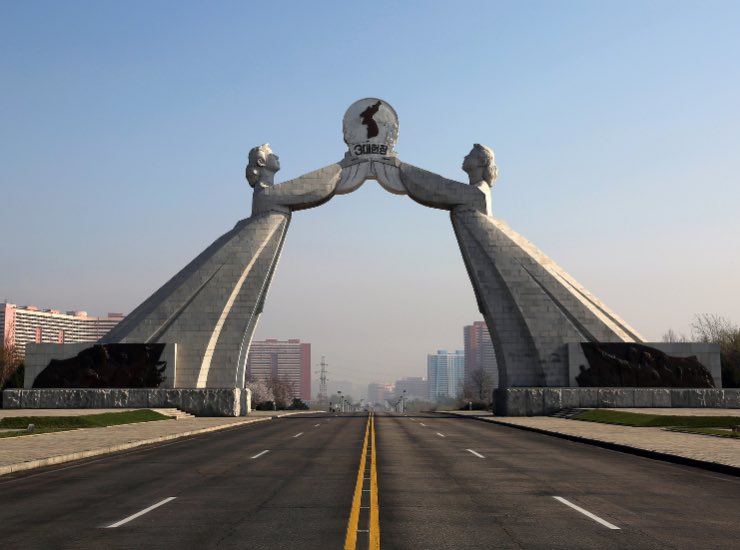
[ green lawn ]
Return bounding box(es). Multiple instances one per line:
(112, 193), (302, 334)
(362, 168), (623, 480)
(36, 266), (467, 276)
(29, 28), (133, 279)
(0, 410), (171, 438)
(667, 427), (740, 438)
(572, 409), (740, 428)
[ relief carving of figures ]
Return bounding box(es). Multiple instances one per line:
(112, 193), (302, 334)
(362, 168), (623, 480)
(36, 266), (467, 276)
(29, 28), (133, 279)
(577, 343), (716, 388)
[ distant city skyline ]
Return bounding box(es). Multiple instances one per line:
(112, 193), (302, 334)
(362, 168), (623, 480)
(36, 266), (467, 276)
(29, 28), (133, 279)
(2, 2), (739, 392)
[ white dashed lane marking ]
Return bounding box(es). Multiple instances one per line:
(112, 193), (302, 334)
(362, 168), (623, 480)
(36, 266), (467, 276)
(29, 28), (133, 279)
(104, 497), (176, 528)
(553, 497), (620, 530)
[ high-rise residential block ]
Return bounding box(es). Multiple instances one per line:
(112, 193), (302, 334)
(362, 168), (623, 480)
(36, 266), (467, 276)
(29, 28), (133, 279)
(464, 321), (499, 390)
(427, 350), (465, 400)
(246, 339), (311, 401)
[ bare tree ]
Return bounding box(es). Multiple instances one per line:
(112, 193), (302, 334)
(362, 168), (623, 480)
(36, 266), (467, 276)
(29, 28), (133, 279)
(0, 318), (22, 390)
(661, 328), (688, 343)
(245, 378), (274, 405)
(464, 367), (494, 402)
(689, 314), (740, 388)
(268, 376), (296, 408)
(691, 314), (736, 344)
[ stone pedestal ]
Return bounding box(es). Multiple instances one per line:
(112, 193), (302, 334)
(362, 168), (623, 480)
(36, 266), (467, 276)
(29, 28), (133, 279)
(2, 388), (251, 417)
(493, 387), (740, 416)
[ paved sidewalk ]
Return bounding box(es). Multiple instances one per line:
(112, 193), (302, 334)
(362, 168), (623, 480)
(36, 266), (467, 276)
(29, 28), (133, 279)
(446, 409), (740, 473)
(0, 409), (317, 477)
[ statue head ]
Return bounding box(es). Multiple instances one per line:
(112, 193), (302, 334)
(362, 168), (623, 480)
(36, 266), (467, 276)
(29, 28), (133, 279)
(246, 143), (280, 188)
(462, 143), (498, 186)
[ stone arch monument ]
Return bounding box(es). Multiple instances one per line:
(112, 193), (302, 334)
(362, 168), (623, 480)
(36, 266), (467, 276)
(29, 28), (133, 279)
(12, 98), (726, 416)
(101, 98), (644, 395)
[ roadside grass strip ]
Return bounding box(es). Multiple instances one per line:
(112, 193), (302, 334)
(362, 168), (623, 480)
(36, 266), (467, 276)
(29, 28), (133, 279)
(0, 410), (171, 438)
(345, 413), (380, 550)
(666, 426), (740, 438)
(105, 497), (177, 528)
(573, 409), (740, 428)
(553, 496), (620, 530)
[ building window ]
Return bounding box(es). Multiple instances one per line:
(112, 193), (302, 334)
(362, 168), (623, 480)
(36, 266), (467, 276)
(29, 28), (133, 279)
(35, 327), (42, 344)
(58, 329), (65, 344)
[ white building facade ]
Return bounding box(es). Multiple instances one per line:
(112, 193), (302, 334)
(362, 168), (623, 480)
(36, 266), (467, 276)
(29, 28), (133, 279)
(1, 303), (123, 357)
(427, 350), (465, 400)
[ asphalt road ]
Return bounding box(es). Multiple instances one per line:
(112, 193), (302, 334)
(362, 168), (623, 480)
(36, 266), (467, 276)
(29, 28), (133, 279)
(0, 412), (738, 549)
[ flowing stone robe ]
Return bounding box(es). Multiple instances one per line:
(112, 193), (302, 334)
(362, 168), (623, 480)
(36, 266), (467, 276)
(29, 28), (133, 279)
(398, 162), (643, 388)
(101, 164), (342, 389)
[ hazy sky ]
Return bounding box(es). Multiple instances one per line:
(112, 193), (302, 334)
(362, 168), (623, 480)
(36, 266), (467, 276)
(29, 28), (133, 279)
(2, 1), (739, 392)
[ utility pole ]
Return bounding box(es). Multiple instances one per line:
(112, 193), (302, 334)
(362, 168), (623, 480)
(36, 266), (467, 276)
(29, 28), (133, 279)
(315, 356), (329, 405)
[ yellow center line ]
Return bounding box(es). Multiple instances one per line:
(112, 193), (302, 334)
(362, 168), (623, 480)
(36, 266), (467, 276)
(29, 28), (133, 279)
(344, 413), (381, 549)
(370, 413), (380, 549)
(344, 414), (370, 550)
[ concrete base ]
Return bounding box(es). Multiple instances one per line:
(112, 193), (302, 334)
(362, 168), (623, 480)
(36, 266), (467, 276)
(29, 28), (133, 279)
(2, 388), (251, 417)
(493, 387), (740, 416)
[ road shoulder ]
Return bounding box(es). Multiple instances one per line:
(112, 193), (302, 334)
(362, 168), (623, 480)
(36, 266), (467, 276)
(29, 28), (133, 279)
(443, 411), (740, 475)
(0, 410), (319, 477)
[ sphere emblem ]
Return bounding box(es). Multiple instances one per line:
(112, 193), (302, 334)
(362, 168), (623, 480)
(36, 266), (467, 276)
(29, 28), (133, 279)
(342, 98), (399, 158)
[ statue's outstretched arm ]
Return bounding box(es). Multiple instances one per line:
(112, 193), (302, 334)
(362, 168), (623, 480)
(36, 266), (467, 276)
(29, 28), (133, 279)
(252, 163), (343, 215)
(398, 161), (488, 213)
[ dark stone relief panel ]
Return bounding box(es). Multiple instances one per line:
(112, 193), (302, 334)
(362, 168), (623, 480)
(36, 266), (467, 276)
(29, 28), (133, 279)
(33, 344), (167, 389)
(576, 342), (715, 388)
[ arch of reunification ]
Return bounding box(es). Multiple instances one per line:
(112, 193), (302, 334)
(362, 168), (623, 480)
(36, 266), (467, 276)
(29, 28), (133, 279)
(101, 98), (645, 408)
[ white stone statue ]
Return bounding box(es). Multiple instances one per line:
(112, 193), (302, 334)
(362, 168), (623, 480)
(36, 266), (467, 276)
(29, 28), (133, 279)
(462, 143), (498, 216)
(103, 143), (344, 389)
(104, 98), (643, 399)
(391, 143), (641, 388)
(247, 143), (343, 215)
(245, 143), (280, 191)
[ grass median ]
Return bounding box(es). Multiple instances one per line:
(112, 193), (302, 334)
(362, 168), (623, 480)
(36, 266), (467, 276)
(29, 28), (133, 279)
(573, 409), (740, 429)
(0, 410), (171, 438)
(666, 427), (740, 438)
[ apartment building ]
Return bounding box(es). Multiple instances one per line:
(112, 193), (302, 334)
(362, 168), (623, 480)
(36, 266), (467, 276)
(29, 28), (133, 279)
(246, 339), (311, 401)
(1, 303), (123, 357)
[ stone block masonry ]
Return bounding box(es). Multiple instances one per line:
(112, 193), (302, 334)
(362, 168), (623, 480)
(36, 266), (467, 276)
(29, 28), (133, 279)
(2, 388), (251, 417)
(494, 387), (740, 416)
(99, 163), (343, 391)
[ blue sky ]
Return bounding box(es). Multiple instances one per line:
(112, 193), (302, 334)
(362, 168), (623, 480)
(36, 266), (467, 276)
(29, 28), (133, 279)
(2, 1), (739, 392)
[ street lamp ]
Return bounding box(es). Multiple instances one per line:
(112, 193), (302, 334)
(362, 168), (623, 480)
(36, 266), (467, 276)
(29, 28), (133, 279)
(401, 389), (407, 413)
(337, 390), (342, 413)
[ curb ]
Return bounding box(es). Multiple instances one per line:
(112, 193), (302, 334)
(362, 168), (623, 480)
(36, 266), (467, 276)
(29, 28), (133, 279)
(0, 417), (272, 478)
(272, 411), (324, 418)
(444, 412), (740, 477)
